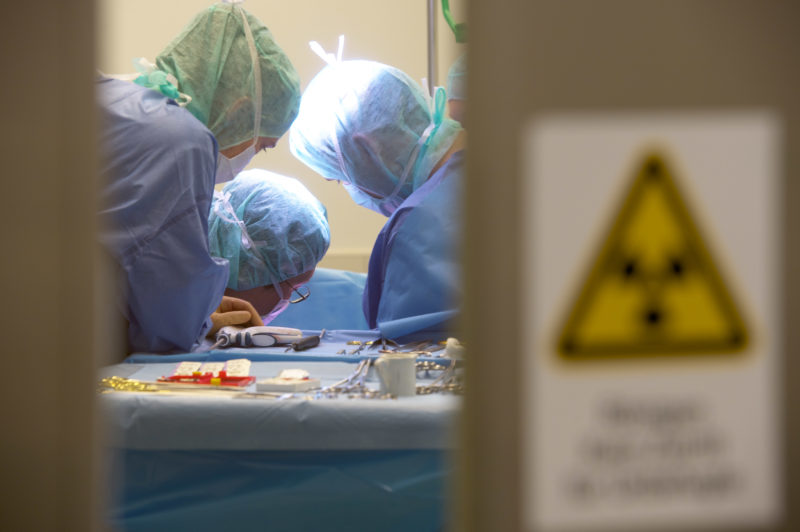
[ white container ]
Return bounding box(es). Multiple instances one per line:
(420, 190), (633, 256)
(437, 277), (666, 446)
(374, 352), (418, 397)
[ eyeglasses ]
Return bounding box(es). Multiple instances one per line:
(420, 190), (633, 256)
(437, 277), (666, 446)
(289, 285), (310, 304)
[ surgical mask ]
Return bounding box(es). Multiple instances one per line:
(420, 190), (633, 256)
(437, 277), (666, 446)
(342, 182), (407, 217)
(215, 143), (256, 184)
(262, 297), (290, 324)
(262, 281), (290, 324)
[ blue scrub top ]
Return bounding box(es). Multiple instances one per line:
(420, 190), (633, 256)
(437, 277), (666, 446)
(97, 78), (229, 353)
(363, 150), (464, 339)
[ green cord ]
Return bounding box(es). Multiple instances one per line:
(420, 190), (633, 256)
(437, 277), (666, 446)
(441, 0), (467, 43)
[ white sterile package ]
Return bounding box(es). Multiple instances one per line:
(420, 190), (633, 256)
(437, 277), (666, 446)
(256, 368), (321, 392)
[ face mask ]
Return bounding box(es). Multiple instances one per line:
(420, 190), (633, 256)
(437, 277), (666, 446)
(215, 143), (256, 184)
(261, 279), (290, 324)
(342, 182), (406, 217)
(262, 296), (290, 324)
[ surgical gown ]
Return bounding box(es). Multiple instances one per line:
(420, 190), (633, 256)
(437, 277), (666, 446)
(363, 150), (464, 339)
(97, 78), (229, 353)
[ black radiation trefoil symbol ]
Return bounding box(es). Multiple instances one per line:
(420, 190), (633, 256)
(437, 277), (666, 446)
(557, 153), (748, 360)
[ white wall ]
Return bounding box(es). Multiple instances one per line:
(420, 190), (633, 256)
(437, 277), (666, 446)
(97, 0), (465, 272)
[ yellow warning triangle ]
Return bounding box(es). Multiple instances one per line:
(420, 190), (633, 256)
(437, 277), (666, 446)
(557, 152), (748, 359)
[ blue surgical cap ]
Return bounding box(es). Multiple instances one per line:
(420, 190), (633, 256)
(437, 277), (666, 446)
(446, 54), (467, 101)
(156, 2), (301, 150)
(289, 59), (461, 216)
(208, 169), (330, 291)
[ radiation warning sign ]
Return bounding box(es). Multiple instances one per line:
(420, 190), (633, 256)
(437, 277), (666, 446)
(557, 152), (748, 359)
(524, 113), (780, 532)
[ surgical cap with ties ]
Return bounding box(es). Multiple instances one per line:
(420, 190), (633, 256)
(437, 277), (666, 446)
(208, 169), (330, 291)
(289, 59), (461, 216)
(156, 2), (301, 150)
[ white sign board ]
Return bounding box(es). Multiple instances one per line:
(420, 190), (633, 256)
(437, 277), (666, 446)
(522, 112), (781, 531)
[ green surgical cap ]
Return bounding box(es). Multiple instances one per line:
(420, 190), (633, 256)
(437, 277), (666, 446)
(156, 2), (301, 150)
(208, 169), (330, 291)
(289, 60), (461, 215)
(446, 54), (467, 101)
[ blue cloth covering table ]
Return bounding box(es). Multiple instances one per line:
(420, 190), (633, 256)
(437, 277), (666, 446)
(101, 347), (459, 532)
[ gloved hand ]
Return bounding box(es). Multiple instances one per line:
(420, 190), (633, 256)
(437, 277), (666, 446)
(207, 296), (264, 337)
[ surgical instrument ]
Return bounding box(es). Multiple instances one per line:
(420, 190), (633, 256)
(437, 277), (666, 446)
(285, 329), (326, 352)
(208, 325), (303, 350)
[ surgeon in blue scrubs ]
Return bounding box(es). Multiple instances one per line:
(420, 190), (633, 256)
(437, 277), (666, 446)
(98, 2), (301, 353)
(290, 59), (465, 339)
(208, 169), (331, 322)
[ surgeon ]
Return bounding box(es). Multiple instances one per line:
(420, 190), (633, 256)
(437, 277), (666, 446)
(208, 170), (330, 322)
(290, 57), (465, 339)
(97, 1), (301, 353)
(446, 54), (467, 125)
